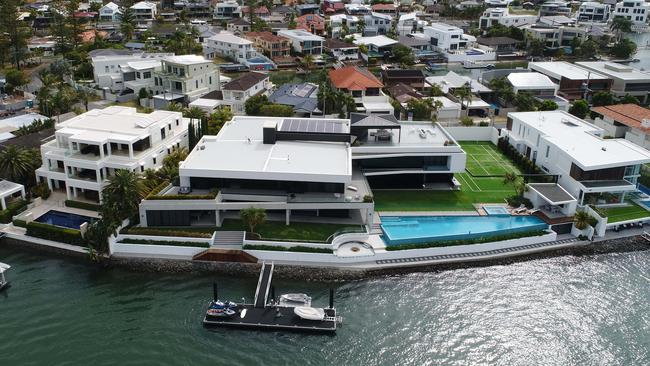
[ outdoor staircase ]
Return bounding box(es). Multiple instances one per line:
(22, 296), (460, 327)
(212, 231), (246, 247)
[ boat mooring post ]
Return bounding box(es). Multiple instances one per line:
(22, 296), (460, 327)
(329, 288), (334, 309)
(213, 282), (218, 301)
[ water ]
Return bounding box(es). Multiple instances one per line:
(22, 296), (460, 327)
(34, 210), (96, 229)
(483, 206), (510, 215)
(381, 215), (547, 245)
(0, 245), (649, 365)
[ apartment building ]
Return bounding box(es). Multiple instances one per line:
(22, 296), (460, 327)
(613, 0), (650, 26)
(577, 2), (612, 22)
(35, 107), (189, 203)
(152, 55), (221, 108)
(91, 51), (173, 92)
(479, 8), (537, 29)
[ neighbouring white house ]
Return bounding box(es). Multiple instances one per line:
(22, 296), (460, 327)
(523, 24), (588, 49)
(152, 55), (222, 108)
(539, 0), (572, 17)
(131, 1), (158, 21)
(120, 59), (163, 96)
(277, 29), (325, 55)
(422, 23), (496, 62)
(506, 72), (570, 110)
(591, 103), (650, 149)
(329, 66), (394, 115)
(577, 1), (611, 23)
(329, 14), (360, 38)
(99, 2), (122, 22)
(35, 106), (189, 203)
(504, 110), (650, 212)
(484, 0), (513, 7)
(220, 72), (272, 114)
(613, 0), (650, 27)
(396, 12), (426, 36)
(213, 0), (242, 19)
(136, 113), (466, 227)
(203, 32), (275, 71)
(363, 12), (393, 36)
(353, 35), (398, 56)
(575, 61), (650, 103)
(431, 96), (462, 120)
(325, 38), (360, 62)
(91, 51), (173, 92)
(479, 8), (537, 29)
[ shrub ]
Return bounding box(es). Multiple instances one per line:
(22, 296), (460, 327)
(478, 121), (489, 126)
(65, 200), (101, 211)
(385, 230), (548, 251)
(121, 227), (213, 238)
(506, 195), (533, 209)
(118, 239), (209, 248)
(26, 221), (87, 246)
(243, 244), (333, 254)
(12, 219), (27, 228)
(0, 199), (28, 224)
(144, 180), (171, 199)
(363, 194), (373, 203)
(31, 182), (51, 199)
(460, 116), (474, 126)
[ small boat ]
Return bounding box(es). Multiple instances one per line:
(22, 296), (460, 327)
(0, 262), (10, 291)
(206, 300), (237, 318)
(294, 306), (325, 321)
(279, 293), (312, 307)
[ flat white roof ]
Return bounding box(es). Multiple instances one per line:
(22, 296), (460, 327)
(0, 180), (24, 197)
(163, 55), (210, 65)
(529, 61), (609, 81)
(575, 61), (650, 81)
(353, 35), (398, 48)
(188, 98), (221, 109)
(125, 59), (161, 70)
(208, 32), (253, 45)
(432, 96), (461, 109)
(510, 110), (650, 169)
(58, 106), (182, 143)
(507, 72), (558, 89)
(180, 116), (351, 183)
(278, 29), (324, 41)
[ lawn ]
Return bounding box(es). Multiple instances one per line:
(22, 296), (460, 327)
(112, 100), (150, 113)
(148, 219), (362, 242)
(600, 203), (650, 223)
(374, 141), (518, 211)
(460, 141), (522, 176)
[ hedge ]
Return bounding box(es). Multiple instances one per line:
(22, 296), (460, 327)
(243, 244), (333, 254)
(385, 230), (549, 251)
(12, 219), (27, 228)
(25, 221), (87, 247)
(65, 200), (101, 211)
(121, 227), (213, 238)
(0, 199), (28, 224)
(144, 180), (171, 199)
(118, 239), (209, 248)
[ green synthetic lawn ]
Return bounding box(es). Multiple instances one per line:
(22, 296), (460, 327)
(600, 203), (650, 223)
(147, 219), (361, 242)
(374, 141), (518, 211)
(460, 141), (522, 176)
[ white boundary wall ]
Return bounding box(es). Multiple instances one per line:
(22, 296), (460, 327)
(446, 126), (502, 144)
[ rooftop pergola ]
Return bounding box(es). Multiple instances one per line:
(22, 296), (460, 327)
(350, 113), (401, 143)
(0, 180), (25, 210)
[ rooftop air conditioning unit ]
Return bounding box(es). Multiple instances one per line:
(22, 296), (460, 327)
(642, 119), (650, 129)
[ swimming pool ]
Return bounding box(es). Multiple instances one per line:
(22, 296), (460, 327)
(381, 215), (547, 245)
(34, 210), (96, 230)
(483, 206), (510, 216)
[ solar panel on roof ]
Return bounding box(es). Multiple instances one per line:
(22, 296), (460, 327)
(280, 118), (346, 134)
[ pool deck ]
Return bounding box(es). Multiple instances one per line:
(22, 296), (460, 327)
(17, 192), (100, 223)
(378, 211), (480, 217)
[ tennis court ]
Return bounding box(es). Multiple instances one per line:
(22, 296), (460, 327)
(461, 141), (521, 177)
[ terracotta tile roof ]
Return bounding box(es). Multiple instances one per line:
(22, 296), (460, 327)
(329, 66), (383, 90)
(371, 3), (396, 10)
(591, 104), (650, 132)
(246, 31), (287, 43)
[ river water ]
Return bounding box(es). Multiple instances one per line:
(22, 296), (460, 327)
(0, 245), (649, 366)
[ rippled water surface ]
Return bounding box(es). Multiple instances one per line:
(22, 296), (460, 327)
(0, 246), (649, 366)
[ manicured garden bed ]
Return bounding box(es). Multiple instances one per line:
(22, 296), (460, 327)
(243, 244), (333, 254)
(118, 239), (209, 248)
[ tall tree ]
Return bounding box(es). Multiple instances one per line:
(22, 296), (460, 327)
(610, 16), (632, 41)
(453, 85), (472, 116)
(120, 7), (136, 42)
(0, 0), (31, 68)
(0, 146), (40, 184)
(100, 170), (146, 224)
(65, 0), (83, 50)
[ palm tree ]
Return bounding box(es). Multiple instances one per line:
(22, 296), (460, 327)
(85, 219), (117, 256)
(0, 145), (38, 183)
(301, 54), (315, 70)
(184, 106), (207, 127)
(610, 16), (632, 41)
(166, 102), (184, 112)
(240, 207), (267, 237)
(75, 86), (93, 112)
(503, 172), (525, 197)
(574, 210), (594, 230)
(100, 169), (146, 223)
(453, 84), (472, 117)
(120, 7), (136, 42)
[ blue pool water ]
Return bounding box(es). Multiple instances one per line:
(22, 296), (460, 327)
(639, 200), (650, 209)
(34, 210), (96, 229)
(483, 206), (510, 215)
(381, 215), (548, 245)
